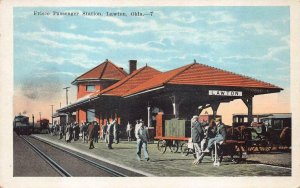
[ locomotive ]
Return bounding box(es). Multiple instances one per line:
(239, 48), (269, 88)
(13, 115), (33, 135)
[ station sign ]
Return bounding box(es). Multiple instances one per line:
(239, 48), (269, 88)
(208, 90), (242, 96)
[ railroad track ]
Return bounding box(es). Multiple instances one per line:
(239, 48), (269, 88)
(20, 135), (127, 177)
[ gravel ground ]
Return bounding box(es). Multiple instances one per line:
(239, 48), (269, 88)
(31, 134), (291, 176)
(246, 152), (291, 167)
(13, 133), (60, 177)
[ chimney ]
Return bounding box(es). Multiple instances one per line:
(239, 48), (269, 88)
(129, 60), (137, 74)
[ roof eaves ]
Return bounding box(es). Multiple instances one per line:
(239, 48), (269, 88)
(123, 85), (165, 98)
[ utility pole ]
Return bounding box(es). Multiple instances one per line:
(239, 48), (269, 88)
(32, 114), (34, 127)
(63, 87), (70, 105)
(50, 105), (54, 125)
(39, 112), (41, 123)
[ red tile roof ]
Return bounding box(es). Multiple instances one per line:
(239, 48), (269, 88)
(92, 66), (161, 97)
(124, 62), (281, 97)
(72, 59), (128, 84)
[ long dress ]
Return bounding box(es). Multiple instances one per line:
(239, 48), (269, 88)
(65, 125), (70, 142)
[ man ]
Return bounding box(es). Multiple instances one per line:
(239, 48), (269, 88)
(74, 122), (80, 141)
(102, 122), (108, 143)
(84, 122), (89, 143)
(135, 120), (150, 161)
(87, 122), (95, 149)
(114, 121), (120, 144)
(203, 117), (226, 153)
(106, 120), (115, 149)
(65, 123), (73, 143)
(126, 121), (132, 141)
(93, 121), (99, 143)
(191, 115), (204, 165)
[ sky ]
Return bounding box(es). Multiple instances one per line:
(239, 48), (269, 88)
(13, 6), (290, 124)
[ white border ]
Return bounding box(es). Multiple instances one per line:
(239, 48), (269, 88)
(1, 0), (299, 187)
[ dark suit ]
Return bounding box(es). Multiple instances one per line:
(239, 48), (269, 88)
(207, 122), (226, 150)
(191, 121), (204, 143)
(191, 120), (205, 162)
(87, 124), (95, 149)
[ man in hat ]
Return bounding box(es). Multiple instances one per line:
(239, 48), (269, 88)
(87, 122), (95, 149)
(106, 119), (115, 149)
(93, 121), (100, 143)
(203, 117), (226, 153)
(191, 115), (205, 165)
(135, 119), (150, 161)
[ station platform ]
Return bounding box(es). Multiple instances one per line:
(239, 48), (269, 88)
(32, 134), (291, 176)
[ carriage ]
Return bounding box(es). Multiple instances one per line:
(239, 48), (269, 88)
(35, 118), (50, 133)
(155, 113), (245, 163)
(232, 113), (291, 153)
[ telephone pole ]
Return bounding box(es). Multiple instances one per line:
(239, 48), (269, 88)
(50, 105), (54, 125)
(63, 87), (70, 105)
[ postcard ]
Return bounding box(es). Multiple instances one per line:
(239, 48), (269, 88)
(1, 0), (300, 187)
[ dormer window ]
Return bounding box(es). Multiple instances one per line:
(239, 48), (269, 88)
(86, 85), (95, 92)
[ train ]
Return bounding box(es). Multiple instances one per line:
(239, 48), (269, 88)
(35, 118), (50, 134)
(13, 115), (33, 135)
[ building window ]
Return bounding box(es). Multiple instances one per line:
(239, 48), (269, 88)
(86, 85), (95, 92)
(253, 117), (258, 123)
(239, 117), (244, 123)
(273, 120), (283, 130)
(86, 109), (95, 122)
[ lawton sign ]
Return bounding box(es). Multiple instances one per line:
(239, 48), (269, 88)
(208, 90), (243, 97)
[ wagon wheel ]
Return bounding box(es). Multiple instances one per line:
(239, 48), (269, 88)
(157, 140), (167, 154)
(258, 139), (273, 153)
(170, 140), (179, 153)
(180, 142), (190, 156)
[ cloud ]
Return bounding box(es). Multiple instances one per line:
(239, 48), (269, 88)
(241, 22), (281, 36)
(15, 31), (103, 53)
(69, 24), (77, 30)
(205, 11), (236, 25)
(97, 19), (235, 47)
(35, 71), (78, 78)
(280, 35), (290, 45)
(171, 11), (198, 24)
(16, 28), (170, 53)
(25, 49), (97, 68)
(220, 45), (289, 64)
(19, 74), (64, 100)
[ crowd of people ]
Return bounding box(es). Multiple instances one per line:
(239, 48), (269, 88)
(49, 115), (228, 164)
(191, 116), (226, 165)
(50, 120), (120, 149)
(49, 118), (150, 161)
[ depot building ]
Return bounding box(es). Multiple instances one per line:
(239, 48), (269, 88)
(57, 59), (282, 132)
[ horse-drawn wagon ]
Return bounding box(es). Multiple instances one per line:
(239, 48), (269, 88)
(155, 113), (245, 164)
